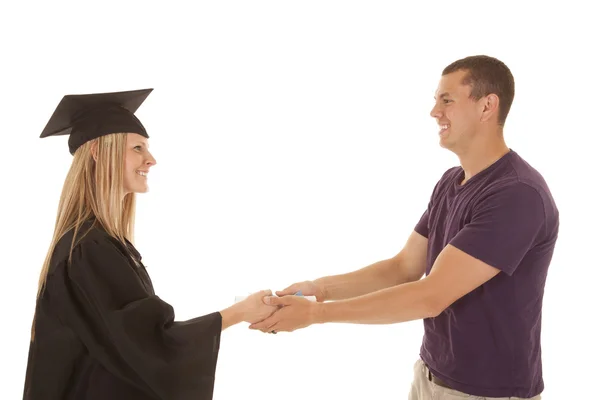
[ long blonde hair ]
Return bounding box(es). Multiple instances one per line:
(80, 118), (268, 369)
(31, 132), (137, 340)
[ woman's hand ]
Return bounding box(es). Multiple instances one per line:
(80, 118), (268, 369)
(237, 289), (279, 324)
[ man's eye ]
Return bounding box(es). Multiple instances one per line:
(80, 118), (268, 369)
(443, 99), (452, 104)
(134, 146), (142, 150)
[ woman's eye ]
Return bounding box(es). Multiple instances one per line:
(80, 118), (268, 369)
(134, 146), (142, 150)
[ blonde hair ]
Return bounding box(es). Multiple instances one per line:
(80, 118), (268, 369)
(31, 132), (137, 340)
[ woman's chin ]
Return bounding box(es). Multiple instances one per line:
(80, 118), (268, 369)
(123, 185), (149, 195)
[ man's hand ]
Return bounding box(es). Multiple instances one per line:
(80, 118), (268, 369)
(275, 281), (326, 302)
(248, 295), (321, 333)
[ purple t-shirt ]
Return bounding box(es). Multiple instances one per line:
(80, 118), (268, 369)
(414, 149), (559, 398)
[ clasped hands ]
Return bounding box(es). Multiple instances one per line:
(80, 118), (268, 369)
(246, 281), (326, 334)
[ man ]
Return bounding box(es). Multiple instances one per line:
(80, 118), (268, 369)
(250, 55), (559, 399)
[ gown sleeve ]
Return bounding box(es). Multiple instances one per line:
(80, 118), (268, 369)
(46, 235), (222, 400)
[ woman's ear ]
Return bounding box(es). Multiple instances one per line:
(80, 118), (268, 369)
(90, 141), (98, 162)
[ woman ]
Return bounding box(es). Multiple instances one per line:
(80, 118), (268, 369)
(23, 88), (276, 400)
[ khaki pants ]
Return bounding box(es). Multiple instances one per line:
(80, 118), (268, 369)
(408, 359), (542, 400)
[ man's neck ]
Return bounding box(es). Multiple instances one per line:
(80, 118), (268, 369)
(456, 137), (510, 185)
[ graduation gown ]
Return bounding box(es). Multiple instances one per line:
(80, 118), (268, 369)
(23, 221), (222, 400)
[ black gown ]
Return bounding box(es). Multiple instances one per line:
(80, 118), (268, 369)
(22, 221), (222, 400)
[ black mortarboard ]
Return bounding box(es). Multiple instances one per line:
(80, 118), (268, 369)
(40, 88), (153, 155)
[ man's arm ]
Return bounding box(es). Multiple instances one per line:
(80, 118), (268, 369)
(314, 244), (501, 324)
(314, 230), (428, 301)
(312, 182), (546, 325)
(250, 243), (501, 332)
(251, 183), (545, 333)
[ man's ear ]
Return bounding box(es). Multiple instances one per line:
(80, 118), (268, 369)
(90, 141), (98, 162)
(480, 93), (500, 123)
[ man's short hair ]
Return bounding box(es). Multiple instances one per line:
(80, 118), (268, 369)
(443, 55), (515, 126)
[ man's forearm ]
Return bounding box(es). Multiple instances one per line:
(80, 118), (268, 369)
(314, 258), (407, 301)
(314, 278), (437, 325)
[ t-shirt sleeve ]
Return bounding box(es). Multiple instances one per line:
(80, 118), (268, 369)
(47, 236), (222, 400)
(415, 208), (429, 238)
(415, 169), (452, 239)
(449, 182), (546, 275)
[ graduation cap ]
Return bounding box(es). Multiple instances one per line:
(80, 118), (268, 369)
(40, 88), (154, 155)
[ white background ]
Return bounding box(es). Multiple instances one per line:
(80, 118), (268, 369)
(1, 1), (598, 399)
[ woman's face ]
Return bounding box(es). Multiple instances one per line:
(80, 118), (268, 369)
(123, 133), (157, 194)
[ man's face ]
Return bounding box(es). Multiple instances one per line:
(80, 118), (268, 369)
(430, 70), (482, 152)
